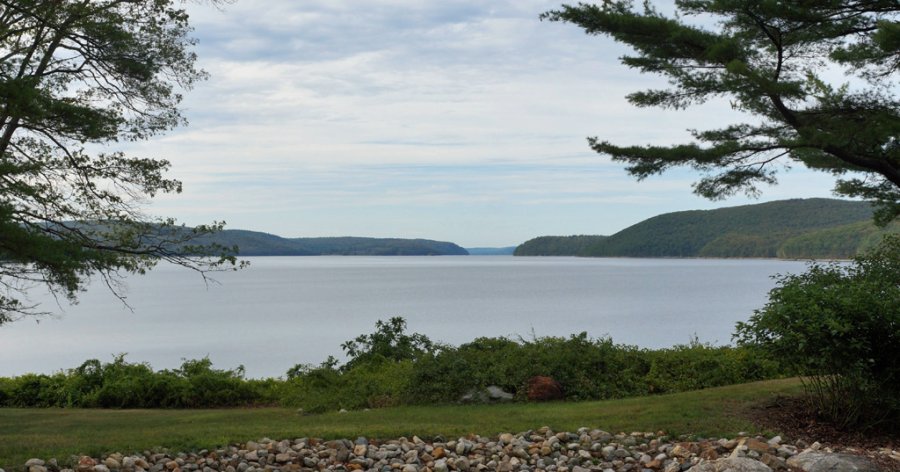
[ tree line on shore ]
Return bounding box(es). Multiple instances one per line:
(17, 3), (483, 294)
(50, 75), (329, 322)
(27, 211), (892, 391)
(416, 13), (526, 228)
(514, 199), (896, 259)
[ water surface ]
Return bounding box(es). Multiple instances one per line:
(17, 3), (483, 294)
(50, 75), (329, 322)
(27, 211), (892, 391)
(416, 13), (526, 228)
(0, 256), (810, 378)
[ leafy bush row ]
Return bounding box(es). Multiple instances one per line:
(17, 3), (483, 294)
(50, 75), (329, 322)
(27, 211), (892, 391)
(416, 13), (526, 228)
(0, 356), (272, 408)
(276, 318), (783, 413)
(0, 326), (782, 411)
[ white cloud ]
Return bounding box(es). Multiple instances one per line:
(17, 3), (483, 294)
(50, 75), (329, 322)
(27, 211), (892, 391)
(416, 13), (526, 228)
(111, 0), (851, 246)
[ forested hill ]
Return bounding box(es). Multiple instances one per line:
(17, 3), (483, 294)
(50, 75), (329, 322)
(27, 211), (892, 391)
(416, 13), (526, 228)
(516, 199), (893, 259)
(514, 235), (608, 256)
(193, 231), (469, 256)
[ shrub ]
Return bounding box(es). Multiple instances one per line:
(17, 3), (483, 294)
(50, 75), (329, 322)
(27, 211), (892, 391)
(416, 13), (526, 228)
(340, 317), (435, 370)
(735, 235), (900, 429)
(644, 340), (781, 393)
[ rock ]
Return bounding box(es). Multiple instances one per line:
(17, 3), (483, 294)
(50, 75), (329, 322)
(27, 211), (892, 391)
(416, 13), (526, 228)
(434, 460), (448, 472)
(274, 453), (292, 463)
(402, 465), (418, 472)
(460, 386), (513, 403)
(787, 452), (879, 472)
(671, 446), (692, 459)
(26, 460), (46, 467)
(353, 444), (368, 456)
(498, 433), (514, 444)
(759, 453), (786, 471)
(77, 457), (96, 472)
(339, 409), (348, 414)
(93, 466), (111, 472)
(104, 458), (121, 470)
(487, 386), (513, 401)
(691, 457), (772, 472)
(526, 376), (564, 401)
(742, 439), (771, 455)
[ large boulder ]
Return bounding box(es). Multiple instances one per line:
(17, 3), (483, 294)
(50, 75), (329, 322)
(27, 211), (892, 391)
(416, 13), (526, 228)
(787, 452), (879, 472)
(460, 385), (513, 403)
(526, 376), (564, 401)
(692, 457), (773, 472)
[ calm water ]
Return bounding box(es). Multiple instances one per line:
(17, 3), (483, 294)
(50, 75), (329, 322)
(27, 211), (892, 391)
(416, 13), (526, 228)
(0, 256), (811, 378)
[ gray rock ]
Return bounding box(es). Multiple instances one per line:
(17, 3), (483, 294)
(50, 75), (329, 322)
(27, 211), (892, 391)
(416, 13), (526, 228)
(787, 452), (879, 472)
(486, 386), (513, 401)
(691, 457), (772, 472)
(460, 386), (513, 403)
(26, 460), (46, 467)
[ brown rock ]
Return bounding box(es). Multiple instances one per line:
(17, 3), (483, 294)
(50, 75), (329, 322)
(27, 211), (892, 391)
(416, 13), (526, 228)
(700, 448), (719, 461)
(743, 439), (771, 455)
(759, 453), (786, 470)
(526, 376), (564, 401)
(433, 447), (445, 459)
(646, 459), (662, 469)
(672, 445), (693, 459)
(77, 457), (97, 471)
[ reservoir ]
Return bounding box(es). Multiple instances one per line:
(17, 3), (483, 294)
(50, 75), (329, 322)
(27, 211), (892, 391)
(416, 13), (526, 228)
(0, 256), (811, 378)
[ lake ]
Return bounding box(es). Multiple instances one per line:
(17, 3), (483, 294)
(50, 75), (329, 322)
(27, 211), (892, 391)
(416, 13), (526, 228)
(0, 256), (811, 378)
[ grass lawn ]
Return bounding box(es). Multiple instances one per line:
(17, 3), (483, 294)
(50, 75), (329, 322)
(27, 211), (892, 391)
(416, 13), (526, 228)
(0, 378), (803, 468)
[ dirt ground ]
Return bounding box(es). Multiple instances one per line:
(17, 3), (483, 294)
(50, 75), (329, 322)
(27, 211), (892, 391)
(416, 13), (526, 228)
(746, 395), (899, 472)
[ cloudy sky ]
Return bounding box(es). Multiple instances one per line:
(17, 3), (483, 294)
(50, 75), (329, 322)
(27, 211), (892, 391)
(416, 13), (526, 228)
(134, 0), (840, 247)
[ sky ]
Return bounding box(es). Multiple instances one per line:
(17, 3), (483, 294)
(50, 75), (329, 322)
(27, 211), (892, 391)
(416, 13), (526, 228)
(130, 0), (842, 247)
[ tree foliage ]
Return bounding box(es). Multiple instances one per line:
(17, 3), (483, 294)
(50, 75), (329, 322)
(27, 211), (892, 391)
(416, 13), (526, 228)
(339, 317), (436, 370)
(0, 0), (236, 323)
(543, 1), (900, 223)
(735, 235), (900, 429)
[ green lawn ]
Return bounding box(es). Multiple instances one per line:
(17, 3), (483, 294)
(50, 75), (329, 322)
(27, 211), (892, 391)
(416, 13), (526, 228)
(0, 378), (803, 469)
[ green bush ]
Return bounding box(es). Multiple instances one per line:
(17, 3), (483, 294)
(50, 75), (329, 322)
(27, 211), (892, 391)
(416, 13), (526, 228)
(0, 318), (791, 410)
(735, 234), (900, 429)
(278, 359), (413, 412)
(340, 316), (435, 370)
(644, 340), (781, 393)
(0, 355), (267, 409)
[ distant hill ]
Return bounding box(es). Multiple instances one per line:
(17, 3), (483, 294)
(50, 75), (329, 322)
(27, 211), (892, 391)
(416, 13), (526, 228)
(466, 247), (516, 255)
(514, 235), (608, 256)
(193, 230), (469, 256)
(515, 199), (894, 259)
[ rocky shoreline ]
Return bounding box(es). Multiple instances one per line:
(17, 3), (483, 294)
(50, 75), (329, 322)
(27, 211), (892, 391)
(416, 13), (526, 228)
(12, 429), (900, 472)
